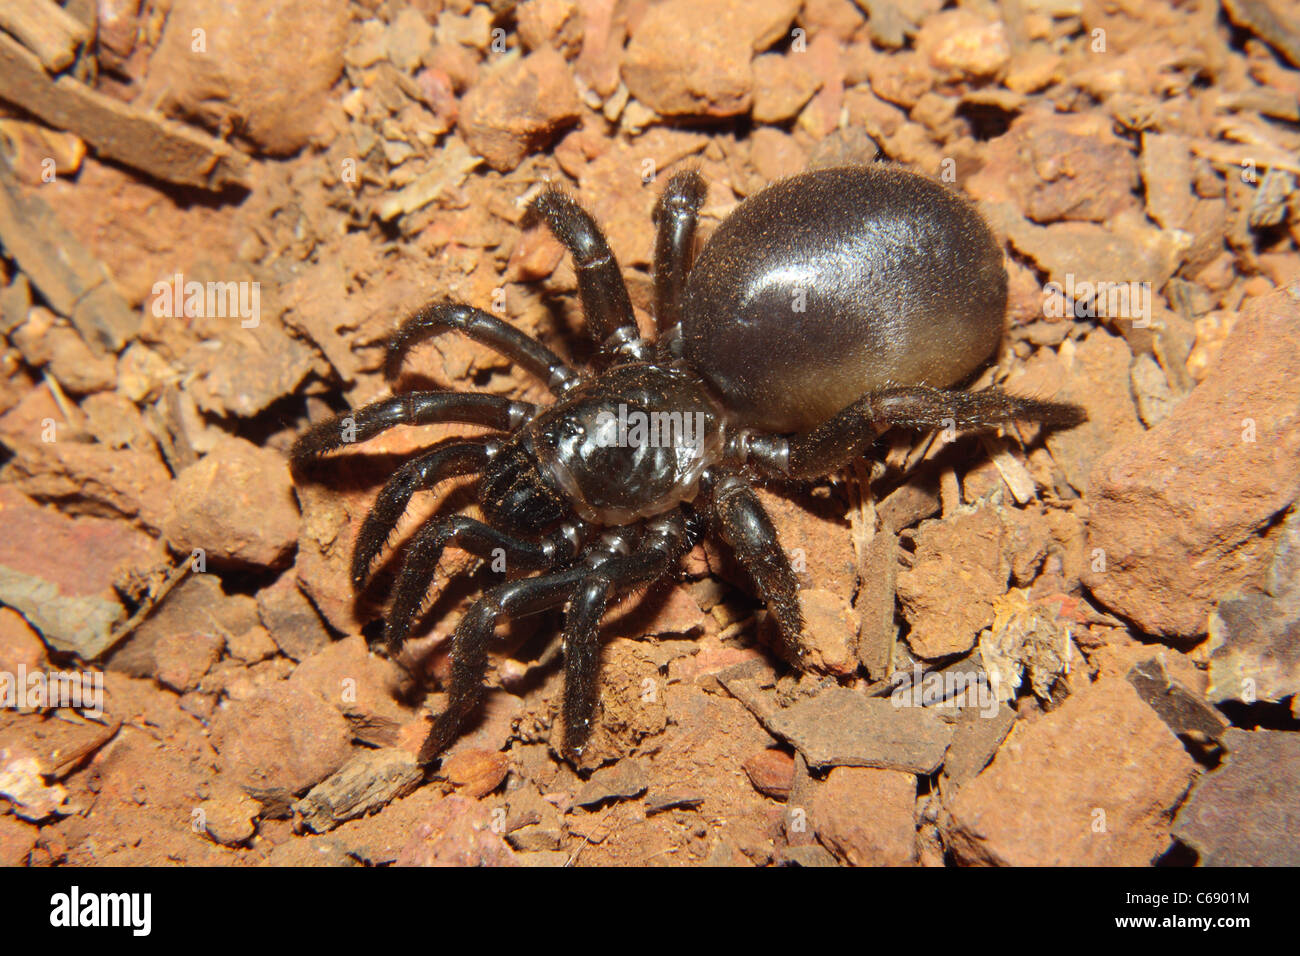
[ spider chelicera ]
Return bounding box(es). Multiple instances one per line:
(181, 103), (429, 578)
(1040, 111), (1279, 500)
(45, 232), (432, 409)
(291, 164), (1085, 763)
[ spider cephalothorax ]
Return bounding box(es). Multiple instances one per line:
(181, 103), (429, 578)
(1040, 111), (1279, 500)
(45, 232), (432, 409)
(292, 164), (1085, 763)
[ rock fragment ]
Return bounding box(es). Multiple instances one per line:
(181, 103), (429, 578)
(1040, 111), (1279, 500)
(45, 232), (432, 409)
(517, 0), (584, 56)
(395, 795), (517, 866)
(0, 608), (45, 677)
(752, 53), (821, 123)
(153, 632), (224, 693)
(794, 588), (859, 676)
(645, 786), (705, 815)
(915, 10), (1010, 79)
(809, 766), (916, 866)
(779, 844), (841, 867)
(944, 679), (1195, 865)
(139, 0), (349, 155)
(968, 109), (1139, 223)
(742, 749), (796, 801)
(288, 635), (415, 746)
(1206, 593), (1300, 707)
(1140, 132), (1194, 231)
(622, 0), (798, 117)
(941, 701), (1018, 790)
(440, 750), (510, 799)
(1084, 289), (1300, 638)
(897, 507), (1009, 660)
(0, 487), (158, 659)
(0, 162), (139, 351)
(1173, 728), (1300, 865)
(1205, 509), (1300, 706)
(163, 436), (299, 570)
(210, 684), (352, 795)
(1127, 656), (1228, 742)
(197, 788), (259, 846)
(107, 572), (257, 678)
(1221, 0), (1300, 67)
(0, 814), (37, 866)
(458, 49), (581, 171)
(1006, 328), (1144, 495)
(725, 680), (951, 774)
(574, 759), (649, 806)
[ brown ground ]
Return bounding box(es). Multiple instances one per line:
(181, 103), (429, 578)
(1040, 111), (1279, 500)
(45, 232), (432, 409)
(0, 0), (1297, 867)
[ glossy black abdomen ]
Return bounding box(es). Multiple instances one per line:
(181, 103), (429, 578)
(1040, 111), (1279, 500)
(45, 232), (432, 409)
(681, 165), (1007, 433)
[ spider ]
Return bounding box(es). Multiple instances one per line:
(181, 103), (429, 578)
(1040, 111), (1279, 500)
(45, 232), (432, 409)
(291, 163), (1085, 764)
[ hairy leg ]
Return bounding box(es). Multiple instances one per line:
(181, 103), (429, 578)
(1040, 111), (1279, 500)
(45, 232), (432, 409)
(701, 470), (805, 666)
(559, 578), (607, 760)
(745, 386), (1087, 479)
(291, 391), (532, 463)
(652, 169), (706, 348)
(526, 188), (648, 363)
(385, 515), (584, 653)
(419, 565), (589, 762)
(385, 300), (580, 393)
(352, 439), (496, 590)
(558, 514), (697, 757)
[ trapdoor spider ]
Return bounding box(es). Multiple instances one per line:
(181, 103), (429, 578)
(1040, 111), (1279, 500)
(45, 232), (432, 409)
(292, 164), (1085, 763)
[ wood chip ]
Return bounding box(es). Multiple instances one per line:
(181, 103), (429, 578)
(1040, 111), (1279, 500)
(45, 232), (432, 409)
(293, 749), (423, 833)
(0, 32), (250, 191)
(0, 0), (89, 72)
(855, 529), (898, 681)
(979, 434), (1038, 504)
(1189, 136), (1300, 177)
(376, 135), (481, 221)
(0, 162), (138, 352)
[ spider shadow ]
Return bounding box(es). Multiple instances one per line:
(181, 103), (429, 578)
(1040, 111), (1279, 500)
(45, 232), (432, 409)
(753, 475), (855, 524)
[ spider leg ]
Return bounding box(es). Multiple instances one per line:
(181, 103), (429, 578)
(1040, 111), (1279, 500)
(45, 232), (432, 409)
(558, 514), (697, 757)
(744, 386), (1087, 479)
(386, 301), (581, 393)
(291, 391), (532, 463)
(525, 188), (649, 363)
(419, 564), (590, 763)
(384, 516), (583, 653)
(701, 470), (806, 666)
(352, 438), (497, 590)
(558, 577), (606, 758)
(652, 169), (706, 350)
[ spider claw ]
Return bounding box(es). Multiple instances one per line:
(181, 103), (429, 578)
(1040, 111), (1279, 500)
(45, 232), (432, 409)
(382, 616), (411, 656)
(417, 734), (441, 765)
(351, 537), (383, 592)
(418, 713), (459, 764)
(561, 724), (589, 762)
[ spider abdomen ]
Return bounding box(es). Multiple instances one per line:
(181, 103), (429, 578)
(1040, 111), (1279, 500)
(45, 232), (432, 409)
(681, 164), (1007, 433)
